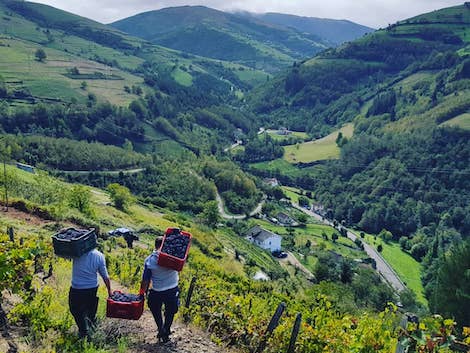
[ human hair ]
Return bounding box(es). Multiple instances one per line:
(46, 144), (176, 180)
(155, 236), (164, 250)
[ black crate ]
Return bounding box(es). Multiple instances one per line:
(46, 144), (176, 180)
(52, 228), (97, 258)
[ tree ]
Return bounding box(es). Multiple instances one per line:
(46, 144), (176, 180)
(297, 213), (308, 224)
(379, 229), (393, 243)
(377, 244), (383, 252)
(200, 201), (220, 228)
(331, 233), (338, 243)
(429, 240), (470, 327)
(340, 260), (353, 283)
(35, 48), (46, 62)
(298, 196), (310, 208)
(68, 185), (93, 216)
(107, 183), (135, 211)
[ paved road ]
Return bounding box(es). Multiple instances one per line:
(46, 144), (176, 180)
(292, 203), (406, 293)
(56, 168), (145, 175)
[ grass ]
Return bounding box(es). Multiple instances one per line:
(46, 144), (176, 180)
(284, 123), (354, 163)
(440, 113), (470, 130)
(360, 233), (427, 304)
(249, 159), (317, 178)
(171, 67), (193, 87)
(267, 130), (309, 142)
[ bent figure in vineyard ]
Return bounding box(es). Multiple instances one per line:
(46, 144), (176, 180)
(69, 248), (112, 339)
(139, 236), (180, 343)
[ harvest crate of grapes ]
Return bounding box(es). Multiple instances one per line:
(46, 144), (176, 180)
(52, 228), (97, 258)
(158, 227), (192, 271)
(106, 291), (144, 320)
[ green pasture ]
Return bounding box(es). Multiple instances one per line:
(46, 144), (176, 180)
(359, 232), (426, 304)
(249, 159), (303, 177)
(280, 186), (308, 202)
(267, 130), (309, 142)
(284, 123), (354, 163)
(440, 113), (470, 130)
(171, 67), (193, 87)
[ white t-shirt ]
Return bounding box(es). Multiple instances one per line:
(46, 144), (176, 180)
(71, 249), (109, 289)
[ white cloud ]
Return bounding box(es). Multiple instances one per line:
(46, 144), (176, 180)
(32, 0), (464, 27)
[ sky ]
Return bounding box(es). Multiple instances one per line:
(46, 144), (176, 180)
(31, 0), (464, 28)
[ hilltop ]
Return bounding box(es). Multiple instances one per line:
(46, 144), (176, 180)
(241, 12), (373, 46)
(111, 5), (331, 72)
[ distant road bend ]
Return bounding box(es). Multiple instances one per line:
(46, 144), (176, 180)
(216, 193), (264, 220)
(292, 204), (406, 293)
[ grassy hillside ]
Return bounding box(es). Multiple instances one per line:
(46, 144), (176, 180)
(248, 4), (470, 132)
(0, 1), (268, 108)
(0, 165), (429, 352)
(284, 123), (353, 163)
(111, 6), (328, 72)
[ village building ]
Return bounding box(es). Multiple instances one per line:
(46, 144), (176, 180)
(263, 177), (279, 187)
(276, 212), (295, 226)
(246, 225), (281, 253)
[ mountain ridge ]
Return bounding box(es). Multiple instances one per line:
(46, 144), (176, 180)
(111, 5), (372, 72)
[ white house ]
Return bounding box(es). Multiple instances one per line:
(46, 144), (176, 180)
(246, 225), (281, 252)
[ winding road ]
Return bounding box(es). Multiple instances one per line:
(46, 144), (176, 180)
(292, 204), (406, 293)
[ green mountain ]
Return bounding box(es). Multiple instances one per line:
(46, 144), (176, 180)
(246, 4), (470, 320)
(248, 3), (470, 132)
(110, 6), (329, 72)
(241, 12), (374, 46)
(0, 0), (272, 155)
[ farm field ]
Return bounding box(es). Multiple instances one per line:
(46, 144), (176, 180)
(284, 123), (354, 163)
(0, 37), (143, 105)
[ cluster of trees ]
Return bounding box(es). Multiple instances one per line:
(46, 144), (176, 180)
(234, 133), (284, 163)
(315, 126), (470, 237)
(202, 159), (261, 214)
(0, 101), (145, 147)
(2, 134), (151, 171)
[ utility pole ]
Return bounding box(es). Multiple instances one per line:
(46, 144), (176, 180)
(3, 158), (8, 211)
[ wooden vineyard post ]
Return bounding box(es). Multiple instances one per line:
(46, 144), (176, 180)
(7, 226), (14, 242)
(183, 276), (197, 323)
(287, 313), (302, 353)
(254, 302), (286, 353)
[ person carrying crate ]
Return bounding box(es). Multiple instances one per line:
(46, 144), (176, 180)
(139, 236), (180, 343)
(69, 248), (112, 339)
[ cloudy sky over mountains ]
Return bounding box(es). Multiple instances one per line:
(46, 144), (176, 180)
(34, 0), (464, 27)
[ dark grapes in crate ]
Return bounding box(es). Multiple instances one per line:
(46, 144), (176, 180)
(54, 228), (89, 240)
(110, 292), (142, 303)
(161, 232), (190, 259)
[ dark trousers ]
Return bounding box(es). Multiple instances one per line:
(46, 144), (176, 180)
(69, 287), (98, 337)
(148, 286), (179, 337)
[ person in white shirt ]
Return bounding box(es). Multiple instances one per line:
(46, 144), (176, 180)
(69, 248), (111, 338)
(139, 236), (179, 343)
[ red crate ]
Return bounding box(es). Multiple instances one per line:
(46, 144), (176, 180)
(106, 291), (144, 320)
(157, 228), (192, 271)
